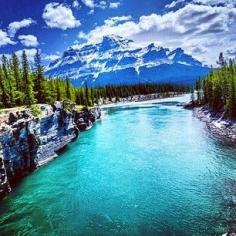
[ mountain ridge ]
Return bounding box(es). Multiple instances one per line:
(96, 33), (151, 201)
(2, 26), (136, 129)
(45, 35), (211, 86)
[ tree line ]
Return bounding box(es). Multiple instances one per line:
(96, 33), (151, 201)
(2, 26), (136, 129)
(76, 83), (189, 107)
(0, 50), (189, 109)
(195, 53), (236, 118)
(0, 50), (77, 108)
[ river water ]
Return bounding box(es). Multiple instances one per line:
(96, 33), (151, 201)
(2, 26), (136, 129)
(0, 95), (236, 235)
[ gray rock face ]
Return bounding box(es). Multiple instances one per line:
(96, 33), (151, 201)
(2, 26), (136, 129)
(0, 103), (101, 199)
(194, 106), (236, 142)
(0, 148), (11, 198)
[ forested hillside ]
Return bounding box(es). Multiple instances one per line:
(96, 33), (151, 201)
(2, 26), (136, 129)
(0, 50), (77, 108)
(195, 53), (236, 118)
(0, 50), (189, 109)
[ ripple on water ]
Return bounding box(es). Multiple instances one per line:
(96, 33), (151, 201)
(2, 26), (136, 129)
(0, 100), (236, 235)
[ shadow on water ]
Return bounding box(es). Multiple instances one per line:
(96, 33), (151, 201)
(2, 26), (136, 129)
(104, 105), (160, 115)
(103, 102), (182, 116)
(87, 214), (130, 235)
(137, 221), (188, 236)
(211, 178), (236, 232)
(153, 101), (180, 106)
(103, 101), (180, 110)
(209, 132), (236, 150)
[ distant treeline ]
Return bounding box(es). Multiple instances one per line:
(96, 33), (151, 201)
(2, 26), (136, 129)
(0, 50), (189, 109)
(76, 83), (190, 106)
(194, 53), (236, 118)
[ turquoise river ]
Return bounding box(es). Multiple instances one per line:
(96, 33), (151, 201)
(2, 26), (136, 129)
(0, 95), (236, 236)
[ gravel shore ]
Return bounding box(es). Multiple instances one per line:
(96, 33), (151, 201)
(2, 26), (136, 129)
(194, 106), (236, 142)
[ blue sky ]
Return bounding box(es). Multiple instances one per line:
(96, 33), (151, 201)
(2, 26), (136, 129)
(0, 0), (236, 65)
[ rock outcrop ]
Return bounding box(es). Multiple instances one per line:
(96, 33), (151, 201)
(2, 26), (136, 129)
(0, 103), (101, 199)
(193, 106), (236, 141)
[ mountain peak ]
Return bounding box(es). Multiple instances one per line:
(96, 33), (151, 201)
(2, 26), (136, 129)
(175, 47), (184, 54)
(99, 35), (123, 51)
(62, 48), (78, 58)
(102, 35), (117, 42)
(99, 35), (133, 51)
(147, 43), (156, 49)
(46, 36), (209, 86)
(170, 48), (184, 55)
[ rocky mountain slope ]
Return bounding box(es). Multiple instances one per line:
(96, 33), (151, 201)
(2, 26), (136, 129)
(45, 35), (211, 86)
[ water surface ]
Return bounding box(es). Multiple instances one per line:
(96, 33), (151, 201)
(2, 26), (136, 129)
(0, 96), (236, 235)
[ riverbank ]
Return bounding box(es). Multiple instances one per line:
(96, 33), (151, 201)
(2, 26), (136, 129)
(0, 103), (101, 199)
(100, 93), (189, 109)
(193, 105), (236, 142)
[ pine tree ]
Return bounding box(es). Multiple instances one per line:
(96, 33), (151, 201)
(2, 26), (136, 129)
(84, 80), (89, 107)
(12, 53), (21, 91)
(11, 53), (24, 105)
(198, 54), (236, 118)
(56, 80), (61, 101)
(1, 55), (14, 106)
(66, 78), (71, 100)
(0, 67), (10, 108)
(22, 50), (35, 105)
(34, 49), (49, 103)
(217, 52), (226, 67)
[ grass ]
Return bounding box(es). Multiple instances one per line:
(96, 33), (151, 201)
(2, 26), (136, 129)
(30, 105), (43, 118)
(75, 105), (93, 111)
(0, 106), (26, 114)
(75, 105), (84, 111)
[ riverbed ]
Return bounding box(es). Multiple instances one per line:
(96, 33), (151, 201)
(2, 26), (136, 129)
(0, 95), (235, 235)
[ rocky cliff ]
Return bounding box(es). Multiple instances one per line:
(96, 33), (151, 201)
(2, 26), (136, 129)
(0, 103), (101, 199)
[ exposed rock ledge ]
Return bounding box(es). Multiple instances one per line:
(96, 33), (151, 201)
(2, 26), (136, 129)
(193, 106), (236, 142)
(0, 103), (101, 199)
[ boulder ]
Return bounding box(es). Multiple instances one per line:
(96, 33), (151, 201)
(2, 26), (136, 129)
(77, 122), (87, 131)
(8, 113), (17, 124)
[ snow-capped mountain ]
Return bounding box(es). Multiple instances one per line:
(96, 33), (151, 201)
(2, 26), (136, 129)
(45, 35), (211, 86)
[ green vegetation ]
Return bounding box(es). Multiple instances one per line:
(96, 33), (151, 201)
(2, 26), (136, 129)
(30, 104), (43, 118)
(0, 50), (189, 110)
(195, 53), (236, 118)
(81, 83), (189, 106)
(0, 50), (77, 109)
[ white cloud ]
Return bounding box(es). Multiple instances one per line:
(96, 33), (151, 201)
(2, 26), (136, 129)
(226, 48), (236, 57)
(193, 0), (236, 7)
(8, 18), (36, 37)
(81, 0), (120, 11)
(165, 0), (186, 9)
(78, 31), (87, 39)
(104, 16), (132, 26)
(42, 2), (81, 30)
(82, 0), (95, 8)
(72, 0), (80, 9)
(0, 29), (15, 47)
(9, 51), (61, 63)
(43, 53), (60, 61)
(18, 34), (39, 47)
(0, 49), (38, 63)
(87, 4), (236, 40)
(109, 2), (121, 8)
(15, 48), (38, 62)
(88, 9), (95, 14)
(82, 4), (236, 65)
(98, 1), (107, 9)
(166, 0), (236, 8)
